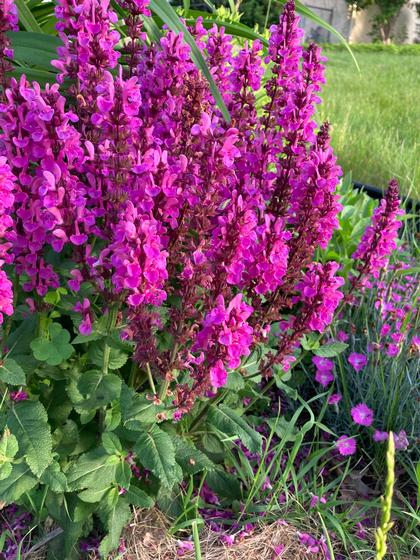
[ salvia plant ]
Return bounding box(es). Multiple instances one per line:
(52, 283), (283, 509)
(0, 0), (406, 556)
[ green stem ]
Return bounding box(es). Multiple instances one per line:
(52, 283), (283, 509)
(37, 312), (49, 338)
(99, 306), (119, 431)
(145, 362), (156, 394)
(192, 521), (202, 560)
(128, 361), (139, 388)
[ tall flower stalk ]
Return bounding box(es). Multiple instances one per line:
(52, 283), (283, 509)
(0, 0), (402, 418)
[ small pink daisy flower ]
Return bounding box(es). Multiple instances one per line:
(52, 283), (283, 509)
(386, 344), (400, 357)
(273, 544), (285, 557)
(221, 534), (235, 546)
(337, 330), (349, 342)
(176, 541), (194, 556)
(373, 430), (389, 442)
(351, 403), (374, 426)
(348, 352), (367, 372)
(328, 393), (342, 405)
(315, 368), (334, 387)
(336, 435), (357, 456)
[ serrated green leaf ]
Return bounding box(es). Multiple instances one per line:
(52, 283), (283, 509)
(7, 400), (53, 477)
(173, 436), (215, 475)
(76, 372), (122, 409)
(102, 432), (122, 455)
(115, 460), (132, 489)
(78, 485), (111, 503)
(0, 358), (26, 385)
(225, 370), (245, 391)
(126, 485), (154, 509)
(0, 462), (12, 481)
(88, 344), (129, 370)
(207, 404), (262, 454)
(40, 461), (67, 493)
(133, 425), (177, 488)
(205, 469), (242, 500)
(98, 498), (132, 557)
(313, 342), (349, 358)
(66, 449), (118, 491)
(0, 462), (37, 503)
(120, 383), (162, 427)
(0, 430), (19, 461)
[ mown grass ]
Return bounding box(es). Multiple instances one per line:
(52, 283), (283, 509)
(319, 50), (420, 198)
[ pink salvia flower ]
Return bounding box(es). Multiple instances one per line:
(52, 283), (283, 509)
(353, 179), (403, 283)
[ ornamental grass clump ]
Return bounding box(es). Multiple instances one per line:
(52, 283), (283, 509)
(0, 0), (404, 555)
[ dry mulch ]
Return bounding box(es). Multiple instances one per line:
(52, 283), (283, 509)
(118, 508), (325, 560)
(26, 508), (326, 559)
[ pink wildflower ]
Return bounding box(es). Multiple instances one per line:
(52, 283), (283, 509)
(328, 393), (342, 405)
(351, 403), (374, 426)
(336, 435), (357, 456)
(348, 352), (367, 372)
(312, 355), (334, 387)
(176, 540), (194, 556)
(273, 544), (285, 557)
(373, 430), (389, 442)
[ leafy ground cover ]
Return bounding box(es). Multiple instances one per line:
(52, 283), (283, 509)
(319, 49), (420, 199)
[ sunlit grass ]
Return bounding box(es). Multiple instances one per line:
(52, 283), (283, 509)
(319, 50), (420, 198)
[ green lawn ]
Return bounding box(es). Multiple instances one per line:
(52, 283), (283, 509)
(319, 50), (420, 198)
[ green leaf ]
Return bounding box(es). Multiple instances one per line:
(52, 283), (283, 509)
(0, 462), (37, 504)
(173, 436), (215, 475)
(66, 448), (119, 491)
(120, 383), (162, 427)
(313, 342), (349, 358)
(14, 0), (43, 32)
(0, 428), (18, 462)
(30, 323), (74, 366)
(125, 486), (154, 509)
(225, 370), (245, 391)
(102, 432), (122, 455)
(149, 0), (230, 122)
(0, 463), (12, 481)
(77, 371), (122, 408)
(115, 461), (131, 488)
(186, 15), (268, 45)
(7, 400), (53, 477)
(88, 344), (129, 370)
(98, 498), (132, 557)
(0, 358), (26, 386)
(40, 461), (67, 493)
(206, 469), (242, 500)
(133, 425), (177, 488)
(207, 404), (262, 454)
(78, 485), (111, 503)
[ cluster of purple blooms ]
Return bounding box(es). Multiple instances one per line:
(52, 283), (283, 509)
(0, 0), (364, 416)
